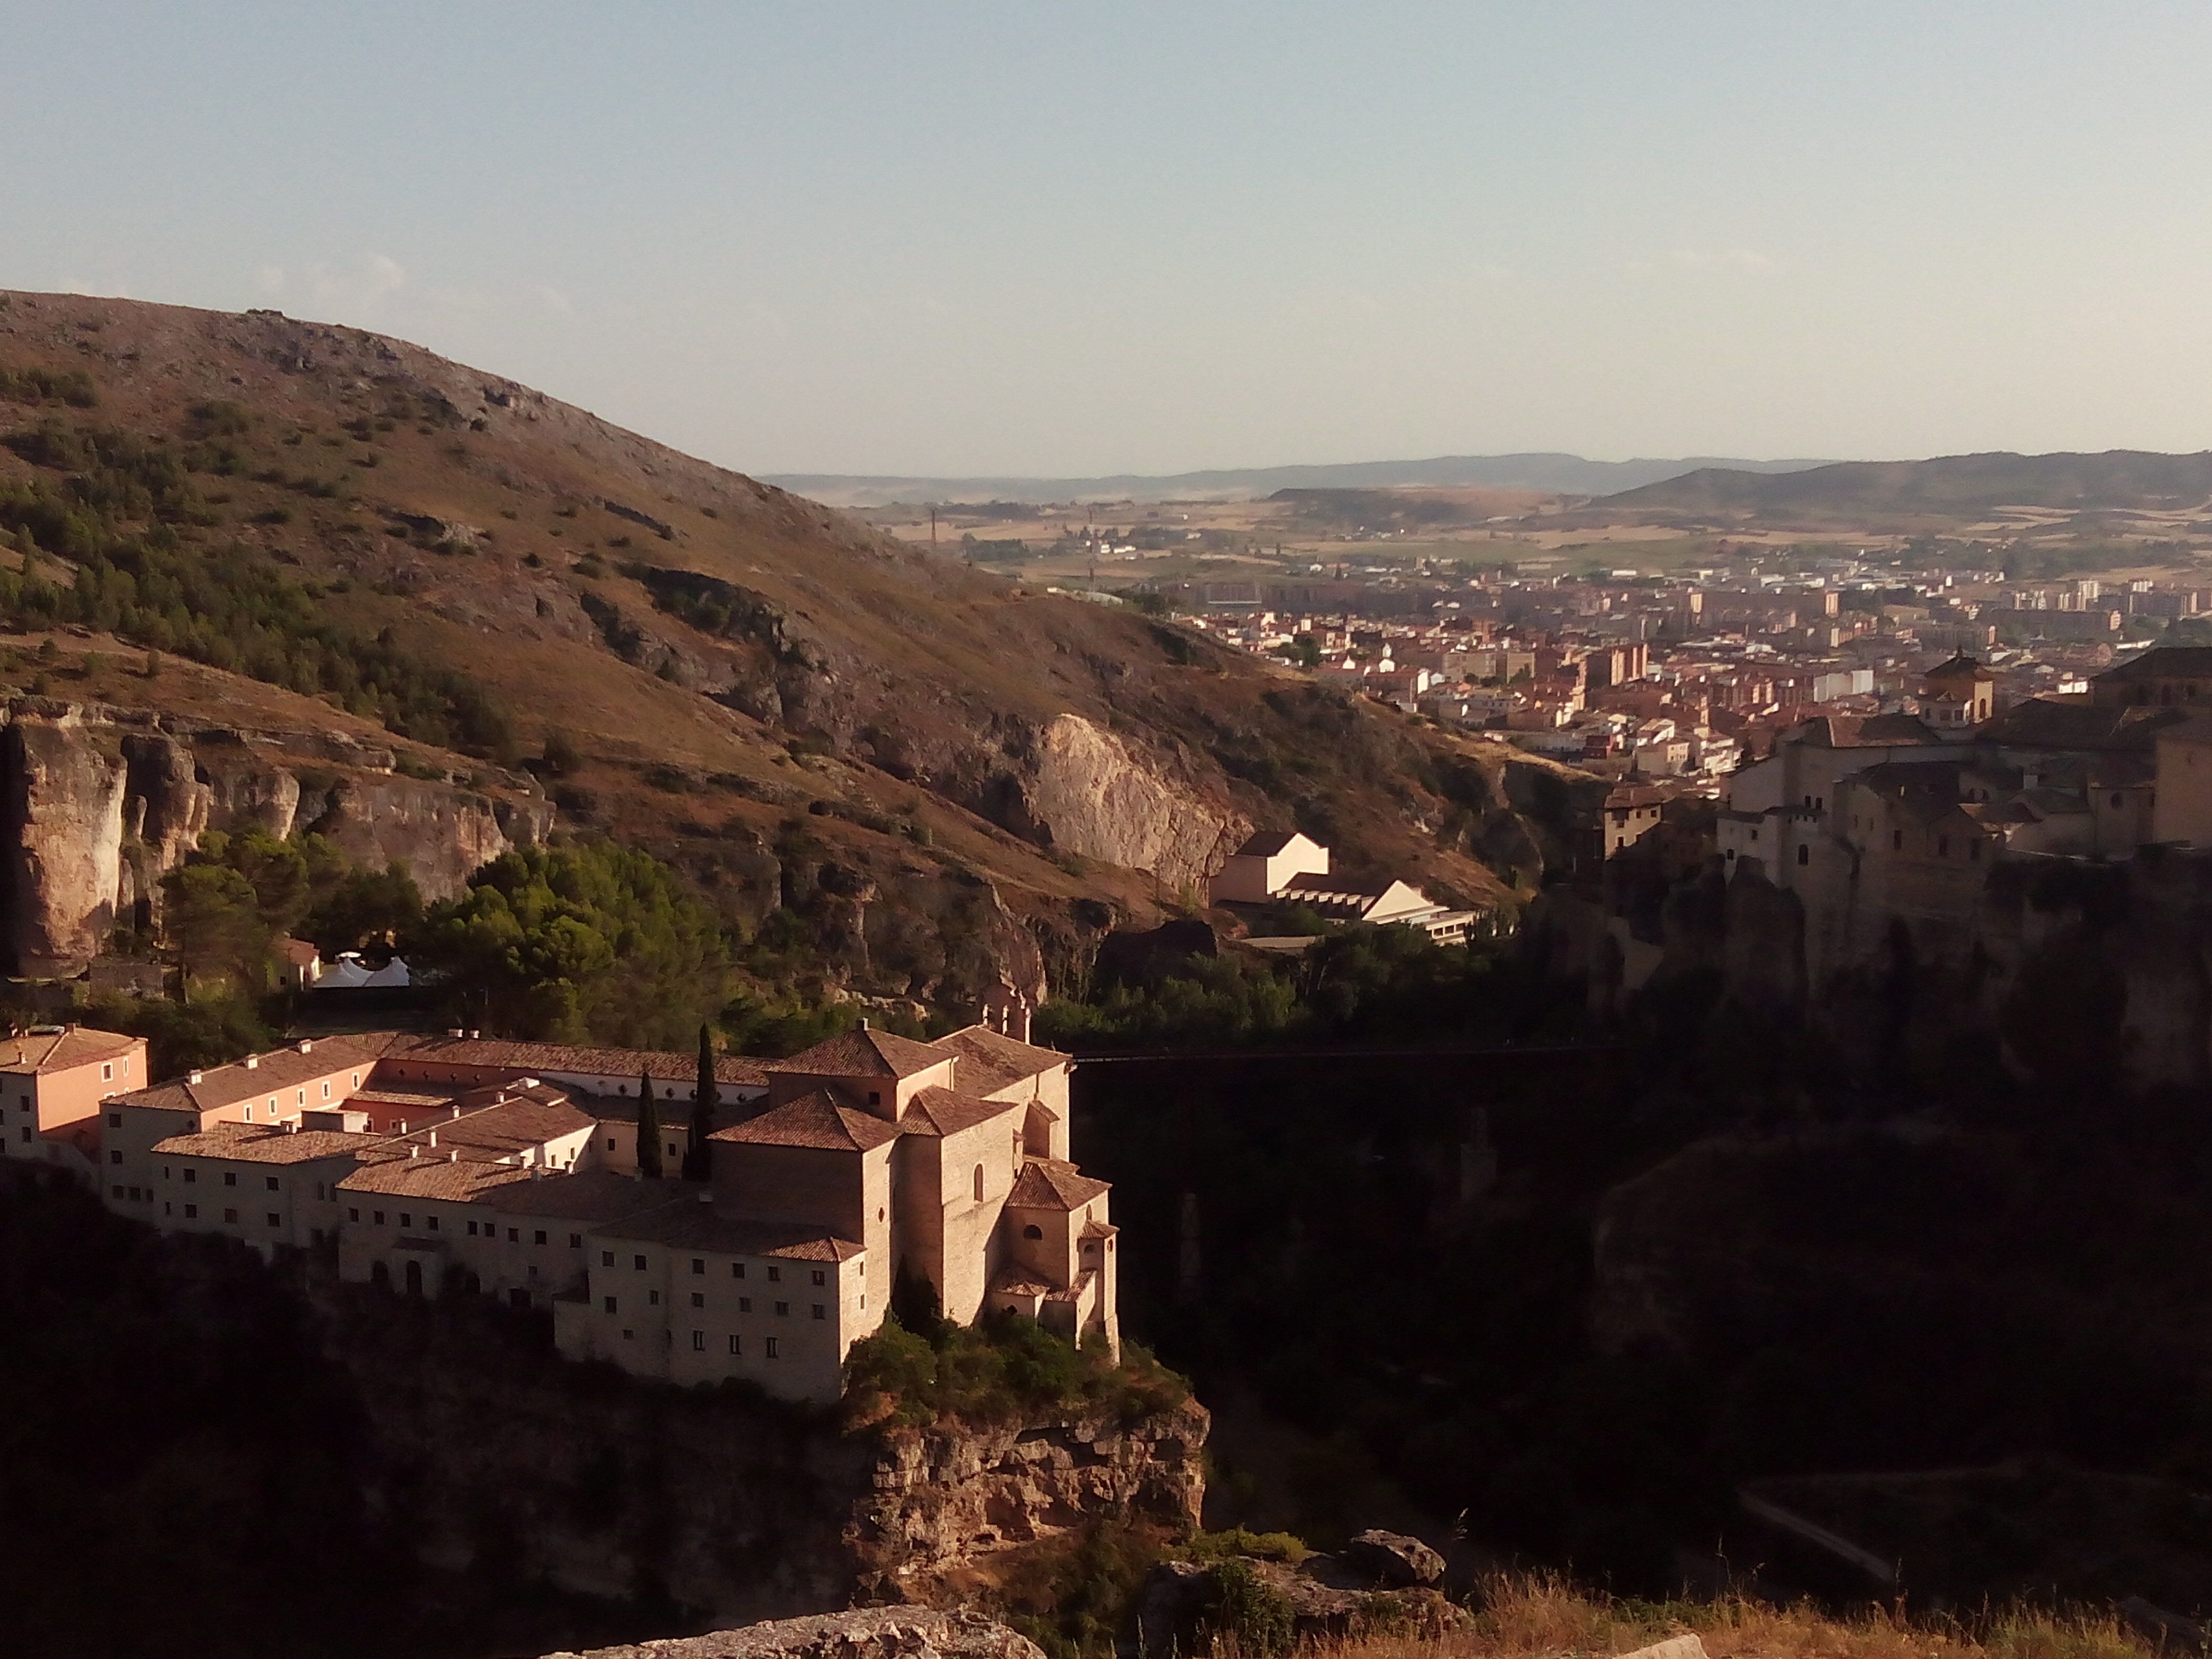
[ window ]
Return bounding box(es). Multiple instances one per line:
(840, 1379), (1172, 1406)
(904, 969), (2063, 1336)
(622, 1329), (634, 1341)
(569, 1233), (583, 1248)
(738, 1296), (752, 1313)
(973, 1164), (985, 1201)
(691, 1330), (705, 1351)
(602, 1250), (616, 1267)
(109, 1150), (123, 1165)
(728, 1334), (742, 1355)
(244, 1104), (253, 1122)
(811, 1304), (826, 1320)
(603, 1296), (617, 1314)
(765, 1336), (779, 1359)
(811, 1269), (825, 1286)
(1795, 845), (1808, 866)
(731, 1262), (746, 1279)
(223, 1208), (238, 1223)
(468, 1221), (479, 1236)
(374, 1211), (386, 1226)
(633, 1254), (647, 1271)
(606, 1137), (616, 1151)
(691, 1258), (705, 1275)
(1023, 1223), (1044, 1240)
(648, 1290), (660, 1306)
(184, 1204), (198, 1219)
(690, 1291), (705, 1308)
(223, 1170), (237, 1187)
(1892, 830), (1904, 850)
(428, 1214), (441, 1231)
(106, 1111), (120, 1127)
(534, 1230), (547, 1246)
(102, 1063), (113, 1082)
(268, 1213), (281, 1228)
(399, 1212), (413, 1228)
(349, 1207), (360, 1222)
(266, 1175), (279, 1191)
(868, 1091), (881, 1107)
(766, 1264), (780, 1283)
(111, 1184), (124, 1199)
(2113, 792), (2125, 809)
(322, 1082), (331, 1099)
(774, 1300), (789, 1317)
(508, 1227), (520, 1243)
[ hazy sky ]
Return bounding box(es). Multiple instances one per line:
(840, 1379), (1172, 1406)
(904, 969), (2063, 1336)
(6, 3), (2212, 476)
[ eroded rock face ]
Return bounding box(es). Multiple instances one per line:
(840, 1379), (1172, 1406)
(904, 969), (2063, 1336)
(1014, 714), (1247, 895)
(0, 701), (549, 975)
(537, 1607), (1047, 1659)
(851, 1400), (1211, 1580)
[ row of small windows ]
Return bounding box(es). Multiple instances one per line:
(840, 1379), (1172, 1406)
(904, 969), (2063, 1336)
(604, 1293), (825, 1320)
(607, 1329), (786, 1359)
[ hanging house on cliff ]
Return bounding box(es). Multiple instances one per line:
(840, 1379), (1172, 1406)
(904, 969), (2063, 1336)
(84, 1012), (1116, 1404)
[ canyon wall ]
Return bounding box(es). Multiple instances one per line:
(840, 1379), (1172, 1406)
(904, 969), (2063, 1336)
(0, 699), (550, 976)
(319, 1281), (1208, 1628)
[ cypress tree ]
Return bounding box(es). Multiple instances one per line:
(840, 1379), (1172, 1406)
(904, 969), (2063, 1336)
(636, 1071), (662, 1179)
(683, 1024), (717, 1181)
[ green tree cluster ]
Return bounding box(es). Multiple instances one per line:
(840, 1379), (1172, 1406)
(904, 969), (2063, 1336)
(410, 841), (732, 1048)
(160, 827), (424, 993)
(842, 1312), (1189, 1431)
(1037, 924), (1507, 1053)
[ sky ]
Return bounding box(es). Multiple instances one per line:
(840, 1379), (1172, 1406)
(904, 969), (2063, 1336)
(5, 3), (2212, 477)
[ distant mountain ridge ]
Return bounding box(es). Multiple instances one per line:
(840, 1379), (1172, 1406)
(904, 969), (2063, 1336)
(1597, 449), (2212, 520)
(767, 452), (1839, 506)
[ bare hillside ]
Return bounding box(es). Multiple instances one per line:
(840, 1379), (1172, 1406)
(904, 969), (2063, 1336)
(0, 291), (1557, 1005)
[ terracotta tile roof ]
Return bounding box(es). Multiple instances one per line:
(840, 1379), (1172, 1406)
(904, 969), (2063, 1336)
(338, 1156), (538, 1201)
(382, 1086), (593, 1159)
(115, 1034), (387, 1114)
(0, 1025), (141, 1076)
(1007, 1158), (1110, 1211)
(935, 1025), (1066, 1091)
(375, 1033), (770, 1089)
(901, 1087), (1021, 1138)
(474, 1170), (690, 1224)
(990, 1264), (1057, 1298)
(765, 1027), (949, 1080)
(152, 1124), (383, 1164)
(709, 1089), (899, 1152)
(596, 1202), (864, 1262)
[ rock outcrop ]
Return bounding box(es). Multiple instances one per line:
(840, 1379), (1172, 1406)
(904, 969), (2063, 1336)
(318, 1282), (1208, 1628)
(1131, 1550), (1467, 1657)
(537, 1607), (1046, 1659)
(851, 1402), (1210, 1581)
(0, 699), (549, 974)
(1013, 714), (1247, 895)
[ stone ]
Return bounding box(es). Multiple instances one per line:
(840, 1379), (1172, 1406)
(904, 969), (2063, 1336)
(1617, 1636), (1709, 1659)
(535, 1607), (1045, 1659)
(1342, 1528), (1445, 1587)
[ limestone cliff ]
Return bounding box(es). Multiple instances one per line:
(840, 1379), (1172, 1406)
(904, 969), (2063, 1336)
(0, 699), (549, 975)
(1012, 714), (1246, 897)
(318, 1283), (1207, 1629)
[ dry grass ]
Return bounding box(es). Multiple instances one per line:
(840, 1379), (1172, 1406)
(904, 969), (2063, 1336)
(1320, 1576), (2154, 1659)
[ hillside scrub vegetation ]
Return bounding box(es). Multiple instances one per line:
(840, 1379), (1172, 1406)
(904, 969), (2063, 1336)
(1039, 924), (1545, 1053)
(842, 1310), (1190, 1432)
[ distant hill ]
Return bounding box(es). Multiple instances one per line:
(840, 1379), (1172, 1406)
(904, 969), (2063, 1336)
(1597, 449), (2212, 522)
(767, 452), (1837, 507)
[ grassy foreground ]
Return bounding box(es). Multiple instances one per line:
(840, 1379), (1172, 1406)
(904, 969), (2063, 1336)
(1332, 1576), (2154, 1659)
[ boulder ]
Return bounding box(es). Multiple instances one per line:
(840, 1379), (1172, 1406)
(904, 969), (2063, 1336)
(1617, 1637), (1708, 1659)
(536, 1607), (1045, 1659)
(1342, 1528), (1445, 1588)
(1132, 1554), (1467, 1657)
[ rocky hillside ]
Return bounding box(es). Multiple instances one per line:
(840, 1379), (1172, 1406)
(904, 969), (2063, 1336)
(0, 290), (1552, 1002)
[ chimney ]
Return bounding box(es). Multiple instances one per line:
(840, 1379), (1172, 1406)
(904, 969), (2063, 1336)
(530, 1163), (541, 1180)
(285, 1120), (297, 1134)
(446, 1028), (464, 1039)
(448, 1148), (458, 1163)
(859, 1017), (869, 1030)
(449, 1104), (461, 1120)
(427, 1130), (437, 1148)
(296, 1040), (313, 1055)
(187, 1070), (203, 1085)
(245, 1055), (258, 1069)
(468, 1030), (481, 1039)
(409, 1145), (420, 1159)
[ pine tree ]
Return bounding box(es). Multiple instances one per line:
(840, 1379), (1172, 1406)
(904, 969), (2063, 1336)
(636, 1071), (662, 1179)
(683, 1024), (717, 1181)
